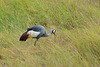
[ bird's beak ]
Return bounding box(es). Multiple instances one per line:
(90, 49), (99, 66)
(53, 33), (55, 35)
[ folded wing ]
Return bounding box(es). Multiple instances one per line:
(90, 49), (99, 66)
(19, 31), (29, 41)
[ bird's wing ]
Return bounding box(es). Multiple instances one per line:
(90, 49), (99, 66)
(19, 31), (28, 41)
(27, 25), (45, 32)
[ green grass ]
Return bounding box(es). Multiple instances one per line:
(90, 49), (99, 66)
(0, 0), (100, 67)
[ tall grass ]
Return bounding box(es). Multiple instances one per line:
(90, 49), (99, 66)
(0, 0), (100, 67)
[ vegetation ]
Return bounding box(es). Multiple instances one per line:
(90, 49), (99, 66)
(0, 0), (100, 67)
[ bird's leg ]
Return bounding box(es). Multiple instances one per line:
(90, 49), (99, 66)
(34, 39), (38, 46)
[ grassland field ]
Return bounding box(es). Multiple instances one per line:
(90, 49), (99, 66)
(0, 0), (100, 67)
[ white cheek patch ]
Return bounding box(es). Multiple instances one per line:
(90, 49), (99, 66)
(53, 30), (56, 33)
(27, 30), (40, 38)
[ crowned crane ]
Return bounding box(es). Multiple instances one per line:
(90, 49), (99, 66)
(19, 25), (56, 46)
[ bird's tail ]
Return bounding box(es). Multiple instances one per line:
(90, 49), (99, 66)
(19, 31), (29, 41)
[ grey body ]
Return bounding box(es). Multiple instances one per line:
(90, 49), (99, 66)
(20, 25), (56, 46)
(27, 25), (47, 39)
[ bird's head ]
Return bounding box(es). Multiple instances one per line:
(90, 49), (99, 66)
(51, 29), (56, 35)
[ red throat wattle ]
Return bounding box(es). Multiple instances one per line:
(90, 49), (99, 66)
(51, 32), (53, 34)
